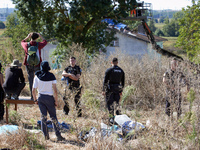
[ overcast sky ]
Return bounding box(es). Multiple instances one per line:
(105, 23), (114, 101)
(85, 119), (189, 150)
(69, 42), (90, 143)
(0, 0), (194, 10)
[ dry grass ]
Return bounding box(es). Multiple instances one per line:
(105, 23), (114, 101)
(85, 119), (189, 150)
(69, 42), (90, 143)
(1, 44), (200, 149)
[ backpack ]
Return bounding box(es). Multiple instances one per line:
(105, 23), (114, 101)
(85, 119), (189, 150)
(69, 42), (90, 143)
(27, 42), (40, 66)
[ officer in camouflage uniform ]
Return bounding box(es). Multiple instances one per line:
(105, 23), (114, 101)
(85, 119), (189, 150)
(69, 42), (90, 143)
(62, 57), (82, 117)
(163, 58), (189, 118)
(102, 58), (125, 124)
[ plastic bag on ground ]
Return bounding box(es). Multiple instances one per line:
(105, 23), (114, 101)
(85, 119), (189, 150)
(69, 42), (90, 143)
(114, 114), (132, 127)
(122, 121), (145, 137)
(0, 125), (19, 135)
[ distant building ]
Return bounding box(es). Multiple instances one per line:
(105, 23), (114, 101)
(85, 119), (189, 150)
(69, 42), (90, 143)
(41, 43), (60, 69)
(105, 24), (167, 60)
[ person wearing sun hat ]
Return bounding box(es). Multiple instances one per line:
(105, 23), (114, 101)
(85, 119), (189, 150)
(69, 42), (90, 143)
(2, 59), (26, 100)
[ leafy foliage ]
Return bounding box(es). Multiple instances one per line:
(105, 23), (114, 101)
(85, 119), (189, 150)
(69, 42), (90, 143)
(12, 0), (137, 54)
(4, 12), (32, 61)
(162, 11), (183, 37)
(148, 19), (157, 32)
(176, 2), (200, 62)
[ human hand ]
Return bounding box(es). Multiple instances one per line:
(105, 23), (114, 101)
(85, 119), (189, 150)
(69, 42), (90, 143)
(28, 33), (32, 38)
(37, 33), (41, 37)
(34, 101), (38, 105)
(55, 101), (58, 107)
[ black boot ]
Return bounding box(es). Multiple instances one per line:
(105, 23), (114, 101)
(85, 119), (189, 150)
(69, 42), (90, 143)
(57, 135), (65, 142)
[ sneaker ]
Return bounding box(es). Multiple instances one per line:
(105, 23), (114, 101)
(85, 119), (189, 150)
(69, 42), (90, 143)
(45, 135), (50, 140)
(57, 135), (65, 142)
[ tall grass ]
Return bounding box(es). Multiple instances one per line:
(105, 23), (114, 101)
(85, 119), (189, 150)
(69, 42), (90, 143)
(1, 43), (200, 149)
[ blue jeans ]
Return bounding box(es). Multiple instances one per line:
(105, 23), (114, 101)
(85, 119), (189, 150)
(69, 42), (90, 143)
(38, 94), (61, 137)
(26, 65), (40, 98)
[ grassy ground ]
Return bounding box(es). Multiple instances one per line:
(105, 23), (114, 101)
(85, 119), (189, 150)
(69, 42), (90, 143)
(0, 29), (198, 150)
(155, 23), (165, 30)
(0, 48), (200, 149)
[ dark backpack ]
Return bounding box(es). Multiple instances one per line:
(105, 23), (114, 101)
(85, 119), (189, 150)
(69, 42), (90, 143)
(27, 42), (40, 66)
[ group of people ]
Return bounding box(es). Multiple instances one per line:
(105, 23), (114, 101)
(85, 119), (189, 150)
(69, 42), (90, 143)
(0, 32), (189, 141)
(0, 32), (125, 141)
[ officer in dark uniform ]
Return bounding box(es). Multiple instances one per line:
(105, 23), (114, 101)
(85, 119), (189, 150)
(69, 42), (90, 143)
(62, 56), (82, 117)
(163, 58), (189, 118)
(102, 57), (125, 124)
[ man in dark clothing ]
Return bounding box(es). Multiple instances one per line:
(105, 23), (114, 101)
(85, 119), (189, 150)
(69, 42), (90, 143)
(163, 58), (189, 118)
(3, 59), (25, 100)
(21, 32), (47, 100)
(62, 56), (82, 117)
(102, 57), (125, 124)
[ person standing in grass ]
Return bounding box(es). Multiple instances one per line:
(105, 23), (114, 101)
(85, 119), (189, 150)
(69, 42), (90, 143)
(32, 61), (65, 141)
(62, 56), (82, 117)
(102, 57), (125, 125)
(163, 58), (190, 118)
(0, 62), (4, 121)
(21, 32), (47, 100)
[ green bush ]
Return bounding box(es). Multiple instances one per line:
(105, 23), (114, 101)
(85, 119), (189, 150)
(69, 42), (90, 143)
(82, 89), (100, 109)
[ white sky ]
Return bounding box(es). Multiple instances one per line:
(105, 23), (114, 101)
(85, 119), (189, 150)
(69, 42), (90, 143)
(0, 0), (194, 10)
(144, 0), (193, 10)
(0, 0), (15, 8)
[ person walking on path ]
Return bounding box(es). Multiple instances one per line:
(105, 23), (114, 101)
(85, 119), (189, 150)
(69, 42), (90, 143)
(62, 56), (82, 117)
(102, 57), (125, 125)
(21, 32), (47, 100)
(32, 61), (65, 141)
(163, 58), (190, 118)
(0, 62), (5, 121)
(3, 59), (25, 100)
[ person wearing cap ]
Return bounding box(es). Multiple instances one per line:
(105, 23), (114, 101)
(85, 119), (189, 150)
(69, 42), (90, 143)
(32, 61), (65, 141)
(21, 32), (48, 100)
(62, 56), (82, 117)
(0, 62), (5, 121)
(102, 57), (125, 125)
(3, 59), (25, 100)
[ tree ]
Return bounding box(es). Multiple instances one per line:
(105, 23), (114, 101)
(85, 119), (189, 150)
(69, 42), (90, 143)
(176, 2), (200, 62)
(4, 12), (32, 60)
(164, 16), (169, 24)
(154, 18), (158, 23)
(159, 16), (165, 23)
(162, 11), (183, 37)
(0, 21), (5, 29)
(12, 0), (137, 54)
(148, 19), (156, 32)
(155, 29), (164, 36)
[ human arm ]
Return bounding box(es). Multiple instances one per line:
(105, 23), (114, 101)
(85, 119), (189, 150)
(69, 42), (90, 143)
(0, 73), (3, 87)
(52, 83), (58, 107)
(19, 69), (25, 83)
(37, 33), (47, 49)
(62, 70), (81, 81)
(102, 69), (110, 95)
(37, 33), (45, 41)
(23, 33), (32, 41)
(32, 88), (38, 104)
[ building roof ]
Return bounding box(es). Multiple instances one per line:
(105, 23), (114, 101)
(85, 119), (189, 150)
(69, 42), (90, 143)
(124, 31), (168, 43)
(103, 19), (168, 43)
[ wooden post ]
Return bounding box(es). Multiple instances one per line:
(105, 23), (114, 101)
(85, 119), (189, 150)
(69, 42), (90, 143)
(5, 97), (35, 124)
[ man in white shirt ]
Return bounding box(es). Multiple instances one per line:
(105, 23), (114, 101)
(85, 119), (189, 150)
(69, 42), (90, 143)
(32, 61), (65, 141)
